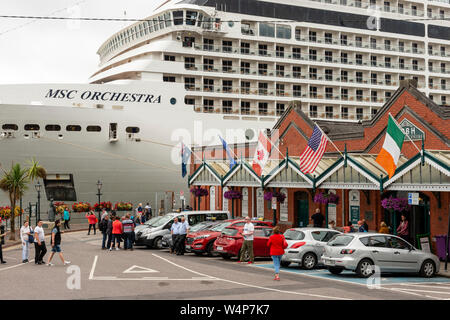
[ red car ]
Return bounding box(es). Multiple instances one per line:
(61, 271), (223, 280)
(213, 225), (273, 260)
(186, 219), (273, 256)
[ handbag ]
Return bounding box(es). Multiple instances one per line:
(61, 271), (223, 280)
(28, 227), (34, 243)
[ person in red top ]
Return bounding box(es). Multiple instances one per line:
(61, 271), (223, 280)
(85, 211), (98, 235)
(267, 226), (288, 281)
(110, 216), (123, 251)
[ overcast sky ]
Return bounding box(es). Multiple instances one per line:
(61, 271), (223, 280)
(0, 0), (160, 84)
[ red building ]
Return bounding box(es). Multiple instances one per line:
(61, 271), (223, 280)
(188, 80), (450, 250)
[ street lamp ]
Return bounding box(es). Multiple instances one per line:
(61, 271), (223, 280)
(96, 180), (103, 222)
(35, 181), (41, 222)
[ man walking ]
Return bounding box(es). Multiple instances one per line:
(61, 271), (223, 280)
(122, 214), (135, 250)
(34, 220), (47, 265)
(239, 216), (255, 264)
(46, 219), (70, 266)
(170, 217), (180, 254)
(100, 215), (110, 250)
(311, 208), (325, 227)
(176, 216), (190, 255)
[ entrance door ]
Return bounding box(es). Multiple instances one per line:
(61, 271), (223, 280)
(295, 191), (309, 227)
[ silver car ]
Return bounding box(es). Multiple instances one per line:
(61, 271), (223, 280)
(281, 228), (342, 269)
(322, 233), (440, 278)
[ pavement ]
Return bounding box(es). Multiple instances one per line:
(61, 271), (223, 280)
(1, 230), (450, 300)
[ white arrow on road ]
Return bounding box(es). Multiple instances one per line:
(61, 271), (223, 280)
(123, 265), (159, 273)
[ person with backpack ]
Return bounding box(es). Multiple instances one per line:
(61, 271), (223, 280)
(267, 226), (288, 281)
(85, 211), (98, 235)
(122, 214), (135, 250)
(100, 215), (110, 250)
(46, 219), (71, 266)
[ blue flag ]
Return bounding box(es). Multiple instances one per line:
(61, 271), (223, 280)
(181, 143), (191, 178)
(219, 136), (236, 169)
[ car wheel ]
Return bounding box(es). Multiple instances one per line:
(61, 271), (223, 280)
(194, 251), (203, 256)
(356, 259), (375, 278)
(281, 261), (291, 268)
(153, 237), (163, 249)
(206, 242), (215, 257)
(302, 253), (317, 270)
(420, 260), (436, 278)
(220, 253), (231, 260)
(328, 267), (344, 275)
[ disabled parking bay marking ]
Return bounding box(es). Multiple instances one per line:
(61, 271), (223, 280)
(123, 265), (159, 273)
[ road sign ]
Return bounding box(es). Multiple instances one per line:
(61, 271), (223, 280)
(408, 192), (419, 205)
(400, 119), (424, 141)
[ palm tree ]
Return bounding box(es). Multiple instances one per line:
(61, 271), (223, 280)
(0, 163), (29, 240)
(0, 159), (46, 241)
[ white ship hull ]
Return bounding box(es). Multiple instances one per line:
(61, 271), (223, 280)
(0, 82), (275, 213)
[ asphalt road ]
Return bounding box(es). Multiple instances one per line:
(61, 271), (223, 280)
(1, 231), (449, 300)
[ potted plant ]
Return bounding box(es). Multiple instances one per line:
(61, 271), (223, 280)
(314, 191), (339, 205)
(72, 202), (91, 212)
(381, 196), (410, 235)
(94, 201), (112, 212)
(224, 189), (242, 219)
(115, 202), (133, 211)
(190, 187), (209, 210)
(264, 191), (286, 225)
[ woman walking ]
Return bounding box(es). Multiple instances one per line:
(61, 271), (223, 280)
(20, 221), (32, 263)
(267, 226), (288, 281)
(63, 207), (70, 230)
(46, 219), (71, 266)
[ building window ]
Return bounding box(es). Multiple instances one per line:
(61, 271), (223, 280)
(371, 91), (378, 102)
(341, 107), (348, 119)
(222, 80), (233, 93)
(203, 38), (214, 51)
(309, 31), (316, 42)
(340, 34), (348, 46)
(341, 88), (348, 100)
(276, 83), (285, 96)
(325, 87), (333, 99)
(240, 61), (250, 74)
(309, 86), (317, 98)
(340, 52), (348, 64)
(356, 108), (363, 120)
(241, 101), (250, 114)
(356, 89), (363, 101)
(356, 54), (363, 65)
(292, 47), (301, 59)
(222, 60), (233, 72)
(371, 73), (377, 84)
(325, 106), (333, 119)
(241, 81), (250, 94)
(325, 69), (333, 81)
(276, 103), (285, 116)
(164, 55), (175, 61)
(186, 11), (197, 26)
(258, 44), (268, 56)
(295, 27), (301, 41)
(293, 85), (301, 97)
(309, 49), (317, 61)
(185, 57), (195, 69)
(341, 70), (348, 82)
(163, 76), (176, 82)
(240, 42), (250, 54)
(399, 42), (404, 52)
(222, 40), (232, 53)
(258, 82), (268, 95)
(258, 102), (268, 115)
(325, 51), (333, 62)
(258, 63), (268, 76)
(356, 72), (363, 83)
(87, 125), (101, 132)
(385, 74), (392, 85)
(173, 11), (184, 25)
(370, 55), (377, 67)
(203, 58), (214, 71)
(184, 98), (195, 106)
(203, 78), (214, 91)
(185, 77), (195, 90)
(259, 23), (275, 37)
(203, 99), (214, 112)
(293, 66), (301, 78)
(276, 65), (285, 77)
(222, 100), (233, 113)
(309, 67), (317, 80)
(412, 43), (418, 54)
(325, 33), (332, 44)
(385, 57), (391, 68)
(276, 46), (285, 58)
(309, 105), (318, 118)
(276, 25), (291, 39)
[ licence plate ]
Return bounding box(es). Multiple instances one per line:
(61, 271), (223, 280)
(216, 246), (223, 251)
(325, 259), (335, 265)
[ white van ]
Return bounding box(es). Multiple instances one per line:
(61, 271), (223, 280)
(134, 211), (230, 249)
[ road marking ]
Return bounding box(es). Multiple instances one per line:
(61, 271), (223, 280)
(390, 288), (450, 295)
(152, 253), (349, 300)
(89, 255), (98, 280)
(123, 265), (159, 273)
(0, 259), (34, 272)
(397, 283), (450, 289)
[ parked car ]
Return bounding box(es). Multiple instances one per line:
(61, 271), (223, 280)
(161, 220), (221, 249)
(281, 228), (342, 269)
(322, 233), (440, 278)
(134, 211), (230, 248)
(213, 225), (273, 260)
(186, 218), (273, 256)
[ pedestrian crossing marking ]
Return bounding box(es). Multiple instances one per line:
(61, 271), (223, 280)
(123, 265), (159, 273)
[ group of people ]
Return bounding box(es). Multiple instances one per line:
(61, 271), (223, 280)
(98, 210), (138, 251)
(169, 216), (190, 255)
(17, 219), (70, 266)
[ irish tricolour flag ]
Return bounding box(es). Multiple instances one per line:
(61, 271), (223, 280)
(376, 115), (405, 178)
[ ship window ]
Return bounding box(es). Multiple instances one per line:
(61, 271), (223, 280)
(164, 12), (172, 27)
(2, 124), (18, 131)
(186, 11), (197, 26)
(24, 124), (40, 131)
(163, 76), (176, 82)
(86, 125), (101, 132)
(45, 124), (61, 131)
(126, 127), (140, 133)
(197, 13), (203, 27)
(259, 22), (275, 37)
(66, 125), (81, 132)
(276, 25), (291, 39)
(173, 11), (183, 25)
(153, 18), (159, 31)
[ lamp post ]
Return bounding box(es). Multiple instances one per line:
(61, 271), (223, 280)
(96, 180), (102, 223)
(34, 181), (41, 222)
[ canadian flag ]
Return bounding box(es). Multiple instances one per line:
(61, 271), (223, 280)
(252, 131), (272, 176)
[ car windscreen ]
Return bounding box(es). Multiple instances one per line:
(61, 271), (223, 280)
(211, 221), (232, 232)
(190, 222), (211, 232)
(327, 235), (354, 246)
(284, 229), (305, 240)
(144, 216), (163, 226)
(221, 228), (239, 236)
(150, 215), (174, 228)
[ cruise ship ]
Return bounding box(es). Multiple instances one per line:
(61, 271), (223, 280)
(0, 0), (449, 215)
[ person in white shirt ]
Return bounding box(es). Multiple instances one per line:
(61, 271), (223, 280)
(34, 220), (47, 265)
(239, 216), (255, 264)
(20, 221), (32, 263)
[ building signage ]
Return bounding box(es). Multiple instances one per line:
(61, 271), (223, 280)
(210, 187), (215, 210)
(242, 188), (249, 216)
(408, 192), (419, 205)
(256, 188), (264, 219)
(327, 190), (337, 225)
(45, 89), (161, 103)
(222, 187), (229, 212)
(349, 190), (360, 225)
(280, 188), (288, 222)
(399, 119), (424, 141)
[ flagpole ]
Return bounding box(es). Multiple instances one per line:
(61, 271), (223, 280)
(183, 142), (203, 163)
(388, 113), (422, 154)
(314, 122), (345, 158)
(218, 135), (239, 159)
(261, 131), (285, 159)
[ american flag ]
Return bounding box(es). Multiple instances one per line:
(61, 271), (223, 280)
(300, 126), (328, 173)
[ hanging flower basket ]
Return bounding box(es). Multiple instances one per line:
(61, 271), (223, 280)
(224, 190), (242, 200)
(54, 202), (68, 215)
(72, 202), (92, 212)
(0, 206), (23, 220)
(381, 196), (410, 213)
(94, 201), (112, 211)
(190, 187), (209, 197)
(314, 191), (339, 205)
(264, 191), (286, 204)
(115, 202), (133, 211)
